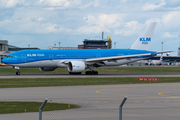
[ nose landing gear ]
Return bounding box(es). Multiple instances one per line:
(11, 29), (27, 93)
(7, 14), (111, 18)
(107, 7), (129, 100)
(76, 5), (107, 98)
(13, 66), (20, 75)
(16, 70), (20, 75)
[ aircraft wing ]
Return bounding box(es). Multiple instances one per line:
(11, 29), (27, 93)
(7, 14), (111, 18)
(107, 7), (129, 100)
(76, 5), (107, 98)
(85, 53), (152, 62)
(151, 51), (173, 55)
(85, 51), (173, 63)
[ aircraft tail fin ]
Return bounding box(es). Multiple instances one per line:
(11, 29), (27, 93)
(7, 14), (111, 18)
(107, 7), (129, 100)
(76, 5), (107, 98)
(130, 22), (157, 50)
(166, 53), (171, 56)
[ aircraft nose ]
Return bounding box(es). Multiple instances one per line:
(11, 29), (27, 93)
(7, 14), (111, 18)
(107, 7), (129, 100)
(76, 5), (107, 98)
(2, 58), (6, 63)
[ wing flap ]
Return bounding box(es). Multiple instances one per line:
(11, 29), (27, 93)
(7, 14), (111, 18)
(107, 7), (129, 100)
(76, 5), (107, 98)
(151, 51), (173, 55)
(85, 53), (152, 62)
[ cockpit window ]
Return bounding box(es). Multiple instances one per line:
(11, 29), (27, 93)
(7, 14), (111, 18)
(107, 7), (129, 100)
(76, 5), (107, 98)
(6, 56), (13, 58)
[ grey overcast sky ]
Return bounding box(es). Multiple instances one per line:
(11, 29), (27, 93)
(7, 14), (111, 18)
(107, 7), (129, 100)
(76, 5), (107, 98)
(0, 0), (180, 55)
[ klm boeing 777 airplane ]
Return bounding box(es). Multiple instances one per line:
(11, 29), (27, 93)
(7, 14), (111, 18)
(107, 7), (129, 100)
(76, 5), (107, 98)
(2, 22), (167, 75)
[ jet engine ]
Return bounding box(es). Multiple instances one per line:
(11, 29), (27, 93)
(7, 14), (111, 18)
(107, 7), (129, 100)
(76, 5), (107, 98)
(39, 67), (57, 71)
(67, 61), (86, 73)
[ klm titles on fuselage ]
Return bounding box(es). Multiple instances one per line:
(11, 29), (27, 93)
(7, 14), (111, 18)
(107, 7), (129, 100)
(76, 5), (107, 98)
(139, 38), (151, 44)
(27, 54), (45, 57)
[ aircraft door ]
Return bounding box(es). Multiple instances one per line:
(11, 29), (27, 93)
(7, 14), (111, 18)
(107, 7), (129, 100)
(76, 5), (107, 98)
(97, 53), (101, 58)
(49, 54), (53, 60)
(22, 54), (26, 62)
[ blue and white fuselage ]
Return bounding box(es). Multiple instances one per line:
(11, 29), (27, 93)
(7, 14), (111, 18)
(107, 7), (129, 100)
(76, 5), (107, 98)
(2, 49), (156, 67)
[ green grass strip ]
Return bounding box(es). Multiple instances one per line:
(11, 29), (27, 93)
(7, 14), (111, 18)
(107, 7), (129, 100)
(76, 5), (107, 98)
(0, 102), (77, 114)
(0, 77), (180, 88)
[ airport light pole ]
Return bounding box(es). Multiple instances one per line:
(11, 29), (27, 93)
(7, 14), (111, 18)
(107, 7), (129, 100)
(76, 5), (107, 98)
(161, 42), (164, 55)
(179, 36), (180, 56)
(179, 36), (180, 48)
(3, 40), (5, 59)
(114, 42), (117, 49)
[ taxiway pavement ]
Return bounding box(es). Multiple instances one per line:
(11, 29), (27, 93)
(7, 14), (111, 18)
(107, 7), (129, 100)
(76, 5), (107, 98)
(0, 83), (180, 120)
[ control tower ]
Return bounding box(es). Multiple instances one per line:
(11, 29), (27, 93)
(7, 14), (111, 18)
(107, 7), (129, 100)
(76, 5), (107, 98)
(0, 40), (8, 52)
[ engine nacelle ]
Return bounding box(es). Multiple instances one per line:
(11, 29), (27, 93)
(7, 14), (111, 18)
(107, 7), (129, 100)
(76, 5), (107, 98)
(39, 67), (57, 71)
(68, 61), (86, 73)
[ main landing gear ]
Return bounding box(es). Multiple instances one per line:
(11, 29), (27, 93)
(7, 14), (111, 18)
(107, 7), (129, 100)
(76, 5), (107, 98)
(69, 72), (81, 75)
(85, 66), (98, 75)
(85, 71), (98, 75)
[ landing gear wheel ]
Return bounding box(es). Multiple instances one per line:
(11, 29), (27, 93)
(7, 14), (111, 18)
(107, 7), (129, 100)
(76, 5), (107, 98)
(15, 69), (20, 75)
(85, 71), (91, 75)
(95, 71), (98, 75)
(85, 71), (98, 75)
(69, 72), (81, 75)
(16, 71), (20, 75)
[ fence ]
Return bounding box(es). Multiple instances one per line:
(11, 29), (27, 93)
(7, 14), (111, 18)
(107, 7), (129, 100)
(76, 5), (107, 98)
(0, 98), (180, 120)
